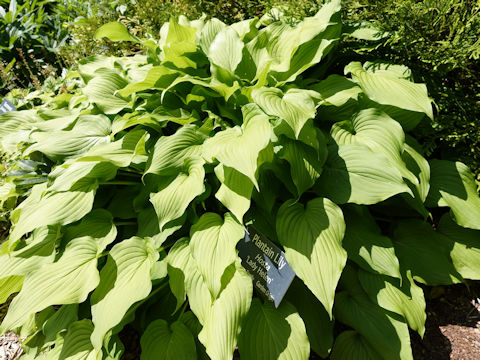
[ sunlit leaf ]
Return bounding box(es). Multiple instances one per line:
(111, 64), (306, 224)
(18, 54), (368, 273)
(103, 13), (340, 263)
(277, 197), (347, 317)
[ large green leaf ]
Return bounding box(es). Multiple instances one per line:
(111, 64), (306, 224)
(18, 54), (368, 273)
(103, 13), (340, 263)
(285, 279), (333, 358)
(310, 75), (362, 107)
(342, 206), (401, 279)
(248, 0), (341, 83)
(167, 238), (212, 323)
(203, 104), (271, 187)
(345, 61), (433, 119)
(335, 291), (413, 360)
(94, 22), (140, 42)
(75, 129), (148, 168)
(140, 319), (196, 360)
(393, 220), (462, 285)
(48, 161), (117, 192)
(1, 212), (116, 332)
(167, 240), (252, 360)
(437, 214), (480, 280)
(83, 70), (130, 114)
(58, 320), (99, 360)
(402, 142), (430, 202)
(189, 212), (244, 298)
(276, 197), (347, 317)
(149, 157), (205, 231)
(238, 298), (309, 360)
(77, 55), (116, 83)
(160, 72), (240, 101)
(251, 87), (316, 138)
(0, 226), (60, 278)
(0, 110), (40, 141)
(426, 160), (480, 230)
(330, 331), (382, 360)
(278, 136), (325, 197)
(270, 7), (341, 82)
(358, 270), (426, 337)
(0, 276), (23, 304)
(163, 20), (198, 69)
(1, 240), (98, 331)
(331, 108), (417, 184)
(91, 237), (158, 349)
(145, 125), (207, 177)
(197, 261), (252, 360)
(8, 184), (95, 244)
(26, 115), (111, 161)
(111, 112), (161, 135)
(117, 66), (180, 97)
(214, 165), (254, 223)
(34, 109), (81, 132)
(42, 304), (79, 343)
(207, 27), (244, 74)
(315, 144), (412, 204)
(199, 18), (227, 55)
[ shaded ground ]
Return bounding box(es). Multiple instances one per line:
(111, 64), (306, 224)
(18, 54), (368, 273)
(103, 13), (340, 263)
(411, 281), (480, 360)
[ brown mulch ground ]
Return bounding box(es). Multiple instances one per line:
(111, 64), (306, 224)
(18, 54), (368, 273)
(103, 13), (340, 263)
(0, 332), (23, 360)
(411, 281), (480, 360)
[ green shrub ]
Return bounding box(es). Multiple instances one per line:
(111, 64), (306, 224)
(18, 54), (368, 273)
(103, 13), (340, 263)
(1, 1), (480, 359)
(61, 0), (319, 60)
(65, 0), (480, 178)
(341, 0), (480, 177)
(0, 0), (71, 94)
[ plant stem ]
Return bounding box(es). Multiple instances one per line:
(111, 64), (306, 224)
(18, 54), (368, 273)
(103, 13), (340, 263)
(114, 221), (137, 226)
(117, 170), (141, 178)
(157, 242), (175, 253)
(120, 167), (143, 174)
(99, 180), (138, 186)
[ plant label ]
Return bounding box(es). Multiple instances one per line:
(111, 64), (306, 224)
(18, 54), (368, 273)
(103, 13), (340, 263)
(237, 226), (295, 308)
(0, 99), (16, 114)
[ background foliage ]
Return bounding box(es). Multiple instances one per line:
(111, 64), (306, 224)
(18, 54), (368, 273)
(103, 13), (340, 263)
(2, 0), (478, 177)
(341, 0), (480, 178)
(0, 0), (70, 93)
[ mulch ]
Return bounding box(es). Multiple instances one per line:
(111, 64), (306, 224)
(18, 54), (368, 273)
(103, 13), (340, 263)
(0, 332), (23, 360)
(411, 281), (480, 360)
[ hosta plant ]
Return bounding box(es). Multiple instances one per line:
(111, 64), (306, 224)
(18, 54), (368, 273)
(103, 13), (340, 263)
(1, 1), (480, 359)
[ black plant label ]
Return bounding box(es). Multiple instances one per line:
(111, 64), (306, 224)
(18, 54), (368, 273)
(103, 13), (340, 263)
(0, 99), (16, 114)
(237, 226), (295, 308)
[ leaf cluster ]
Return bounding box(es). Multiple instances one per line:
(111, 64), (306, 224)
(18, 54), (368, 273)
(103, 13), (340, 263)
(45, 0), (480, 176)
(0, 0), (71, 94)
(340, 0), (480, 177)
(1, 2), (480, 359)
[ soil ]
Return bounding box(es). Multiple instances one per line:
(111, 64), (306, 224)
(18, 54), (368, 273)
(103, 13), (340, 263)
(0, 332), (23, 360)
(410, 281), (480, 360)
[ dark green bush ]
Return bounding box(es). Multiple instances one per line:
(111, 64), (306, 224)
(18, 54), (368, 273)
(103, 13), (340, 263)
(341, 0), (480, 177)
(0, 0), (70, 94)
